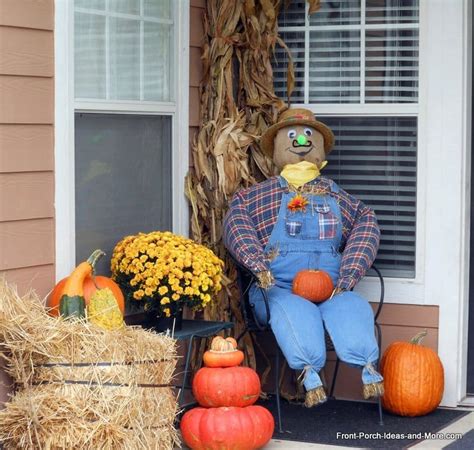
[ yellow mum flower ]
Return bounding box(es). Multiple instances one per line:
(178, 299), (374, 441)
(160, 297), (170, 305)
(158, 286), (169, 295)
(184, 287), (194, 296)
(133, 290), (144, 300)
(111, 230), (223, 311)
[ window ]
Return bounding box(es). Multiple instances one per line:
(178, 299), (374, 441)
(274, 0), (419, 278)
(75, 0), (173, 102)
(69, 0), (185, 275)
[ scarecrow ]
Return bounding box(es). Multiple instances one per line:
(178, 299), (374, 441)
(223, 108), (384, 407)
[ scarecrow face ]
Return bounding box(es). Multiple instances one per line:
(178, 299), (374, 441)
(273, 125), (326, 171)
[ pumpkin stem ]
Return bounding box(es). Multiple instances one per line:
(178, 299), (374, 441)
(410, 329), (428, 345)
(86, 249), (105, 275)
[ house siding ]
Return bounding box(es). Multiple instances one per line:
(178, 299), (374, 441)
(0, 0), (55, 404)
(0, 2), (55, 298)
(189, 0), (204, 166)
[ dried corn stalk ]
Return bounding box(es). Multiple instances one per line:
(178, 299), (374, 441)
(185, 0), (319, 371)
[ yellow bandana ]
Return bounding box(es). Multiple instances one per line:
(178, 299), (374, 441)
(280, 161), (328, 188)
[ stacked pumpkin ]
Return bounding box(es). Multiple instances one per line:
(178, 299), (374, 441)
(181, 336), (274, 450)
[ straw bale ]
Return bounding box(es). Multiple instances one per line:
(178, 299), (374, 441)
(0, 385), (178, 449)
(0, 278), (179, 449)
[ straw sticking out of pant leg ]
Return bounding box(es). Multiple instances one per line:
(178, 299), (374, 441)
(304, 386), (327, 408)
(363, 381), (385, 399)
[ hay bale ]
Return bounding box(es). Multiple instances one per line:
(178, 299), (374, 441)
(0, 278), (179, 449)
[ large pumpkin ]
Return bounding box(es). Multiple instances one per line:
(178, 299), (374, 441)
(193, 366), (260, 408)
(47, 275), (125, 317)
(381, 330), (444, 417)
(180, 406), (274, 450)
(292, 269), (334, 303)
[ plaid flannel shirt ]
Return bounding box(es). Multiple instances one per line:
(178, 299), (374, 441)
(223, 176), (380, 291)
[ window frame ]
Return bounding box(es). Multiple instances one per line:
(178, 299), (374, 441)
(277, 0), (426, 303)
(55, 0), (190, 280)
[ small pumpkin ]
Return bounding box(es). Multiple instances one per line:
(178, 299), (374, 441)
(292, 269), (334, 303)
(381, 330), (444, 417)
(203, 336), (244, 368)
(193, 366), (260, 408)
(47, 273), (125, 317)
(180, 406), (274, 450)
(56, 250), (105, 319)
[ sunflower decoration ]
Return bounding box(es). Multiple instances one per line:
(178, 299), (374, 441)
(111, 231), (223, 318)
(287, 194), (309, 213)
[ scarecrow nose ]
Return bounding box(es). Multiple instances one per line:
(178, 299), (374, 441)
(296, 135), (307, 146)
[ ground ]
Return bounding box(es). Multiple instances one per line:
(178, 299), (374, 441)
(265, 407), (474, 449)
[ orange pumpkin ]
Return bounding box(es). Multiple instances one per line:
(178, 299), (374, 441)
(292, 269), (334, 303)
(203, 336), (244, 368)
(47, 275), (125, 317)
(381, 330), (444, 417)
(180, 406), (274, 450)
(193, 366), (260, 408)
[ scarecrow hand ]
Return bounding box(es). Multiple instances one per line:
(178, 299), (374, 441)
(330, 287), (346, 299)
(256, 270), (275, 290)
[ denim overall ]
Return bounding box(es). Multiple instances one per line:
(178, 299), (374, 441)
(250, 177), (383, 393)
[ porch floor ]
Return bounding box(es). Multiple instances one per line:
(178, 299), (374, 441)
(265, 407), (474, 449)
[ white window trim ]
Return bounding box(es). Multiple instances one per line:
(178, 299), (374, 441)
(55, 0), (189, 280)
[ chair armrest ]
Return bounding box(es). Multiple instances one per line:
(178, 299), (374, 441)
(255, 284), (271, 330)
(229, 256), (271, 329)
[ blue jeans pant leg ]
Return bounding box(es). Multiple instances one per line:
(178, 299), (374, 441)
(251, 285), (326, 391)
(319, 291), (383, 385)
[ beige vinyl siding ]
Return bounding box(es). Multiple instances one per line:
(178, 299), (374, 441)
(188, 0), (205, 168)
(0, 0), (55, 403)
(0, 0), (55, 300)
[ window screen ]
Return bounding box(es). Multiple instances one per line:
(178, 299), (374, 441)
(75, 113), (172, 275)
(322, 116), (417, 278)
(274, 0), (419, 104)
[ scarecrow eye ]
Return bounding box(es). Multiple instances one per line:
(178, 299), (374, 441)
(304, 128), (313, 137)
(287, 129), (297, 139)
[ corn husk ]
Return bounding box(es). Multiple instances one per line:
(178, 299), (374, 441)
(0, 278), (179, 449)
(185, 0), (320, 382)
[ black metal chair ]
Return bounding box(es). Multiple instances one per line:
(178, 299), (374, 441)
(233, 259), (385, 432)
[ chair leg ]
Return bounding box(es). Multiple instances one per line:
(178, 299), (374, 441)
(377, 396), (384, 426)
(374, 357), (384, 426)
(375, 322), (382, 351)
(330, 358), (340, 398)
(235, 328), (247, 344)
(275, 349), (283, 433)
(179, 335), (195, 405)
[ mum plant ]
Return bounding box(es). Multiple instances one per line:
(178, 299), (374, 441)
(111, 231), (223, 317)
